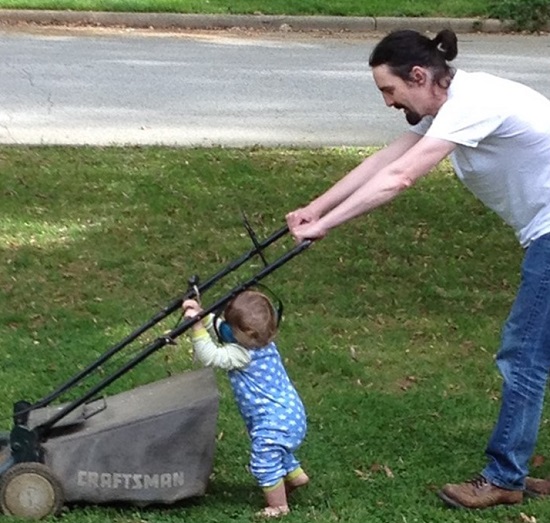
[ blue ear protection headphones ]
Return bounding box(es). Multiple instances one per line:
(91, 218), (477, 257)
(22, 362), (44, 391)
(213, 285), (284, 344)
(217, 320), (238, 344)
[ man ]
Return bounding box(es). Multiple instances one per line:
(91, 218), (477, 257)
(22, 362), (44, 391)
(286, 28), (550, 510)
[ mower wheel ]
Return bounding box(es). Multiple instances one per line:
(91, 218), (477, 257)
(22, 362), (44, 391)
(0, 462), (64, 519)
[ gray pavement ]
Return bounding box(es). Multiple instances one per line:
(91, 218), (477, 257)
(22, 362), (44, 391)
(2, 28), (549, 148)
(1, 9), (549, 148)
(0, 9), (532, 34)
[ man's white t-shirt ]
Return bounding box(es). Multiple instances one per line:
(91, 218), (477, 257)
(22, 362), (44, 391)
(411, 69), (550, 247)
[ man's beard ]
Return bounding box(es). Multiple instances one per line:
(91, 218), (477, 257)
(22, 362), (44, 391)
(405, 110), (422, 125)
(394, 104), (422, 126)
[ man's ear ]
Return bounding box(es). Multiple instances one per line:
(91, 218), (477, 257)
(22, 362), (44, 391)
(410, 66), (428, 86)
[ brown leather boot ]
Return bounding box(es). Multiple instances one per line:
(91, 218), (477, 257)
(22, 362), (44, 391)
(438, 475), (523, 509)
(525, 476), (550, 497)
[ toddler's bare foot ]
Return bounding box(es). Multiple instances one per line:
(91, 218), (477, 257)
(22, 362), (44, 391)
(285, 472), (310, 495)
(255, 505), (290, 518)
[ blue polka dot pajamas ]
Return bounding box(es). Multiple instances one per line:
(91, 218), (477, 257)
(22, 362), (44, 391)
(229, 343), (307, 488)
(190, 321), (307, 489)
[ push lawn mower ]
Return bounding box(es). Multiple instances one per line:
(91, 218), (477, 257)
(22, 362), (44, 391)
(0, 221), (310, 519)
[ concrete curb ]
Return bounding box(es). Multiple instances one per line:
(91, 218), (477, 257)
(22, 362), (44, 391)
(0, 9), (521, 34)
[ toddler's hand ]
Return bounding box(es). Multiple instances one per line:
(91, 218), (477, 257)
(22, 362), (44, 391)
(182, 299), (202, 319)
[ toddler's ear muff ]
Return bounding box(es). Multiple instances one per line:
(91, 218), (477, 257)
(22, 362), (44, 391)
(218, 321), (237, 343)
(213, 307), (238, 343)
(273, 297), (283, 327)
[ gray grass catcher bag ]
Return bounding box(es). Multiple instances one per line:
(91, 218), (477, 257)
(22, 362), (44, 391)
(36, 368), (219, 505)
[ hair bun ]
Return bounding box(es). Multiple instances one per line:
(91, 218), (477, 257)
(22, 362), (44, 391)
(432, 29), (458, 61)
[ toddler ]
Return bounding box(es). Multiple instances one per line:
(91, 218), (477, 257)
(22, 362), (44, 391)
(183, 289), (308, 517)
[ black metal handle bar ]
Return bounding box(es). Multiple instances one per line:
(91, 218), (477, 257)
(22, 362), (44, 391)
(36, 238), (311, 434)
(31, 225), (290, 410)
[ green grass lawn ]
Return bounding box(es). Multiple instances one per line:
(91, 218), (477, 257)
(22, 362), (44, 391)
(2, 145), (550, 522)
(0, 0), (491, 17)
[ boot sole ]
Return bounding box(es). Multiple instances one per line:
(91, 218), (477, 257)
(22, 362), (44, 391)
(437, 489), (523, 509)
(524, 488), (545, 499)
(437, 490), (468, 509)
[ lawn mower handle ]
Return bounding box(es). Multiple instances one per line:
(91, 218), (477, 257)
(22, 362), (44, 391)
(31, 224), (292, 412)
(23, 227), (312, 436)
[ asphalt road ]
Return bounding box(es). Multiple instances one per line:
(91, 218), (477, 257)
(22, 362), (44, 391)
(1, 25), (550, 147)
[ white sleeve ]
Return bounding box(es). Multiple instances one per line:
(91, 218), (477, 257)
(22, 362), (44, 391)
(191, 327), (251, 370)
(425, 101), (505, 147)
(202, 314), (217, 339)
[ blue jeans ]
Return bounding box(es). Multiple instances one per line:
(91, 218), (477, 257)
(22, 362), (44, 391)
(483, 232), (550, 490)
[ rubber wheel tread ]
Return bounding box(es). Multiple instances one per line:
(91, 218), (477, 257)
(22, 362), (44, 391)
(0, 462), (64, 519)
